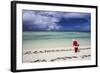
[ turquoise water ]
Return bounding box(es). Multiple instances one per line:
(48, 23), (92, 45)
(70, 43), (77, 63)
(23, 32), (91, 49)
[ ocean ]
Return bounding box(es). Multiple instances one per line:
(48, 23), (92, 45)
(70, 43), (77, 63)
(22, 32), (91, 49)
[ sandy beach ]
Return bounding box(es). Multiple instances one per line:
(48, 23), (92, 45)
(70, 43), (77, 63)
(22, 32), (91, 63)
(23, 47), (91, 63)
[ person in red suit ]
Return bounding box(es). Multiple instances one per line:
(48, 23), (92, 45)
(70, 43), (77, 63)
(72, 39), (79, 53)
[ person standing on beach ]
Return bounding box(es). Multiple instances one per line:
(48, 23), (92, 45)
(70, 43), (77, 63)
(72, 39), (79, 53)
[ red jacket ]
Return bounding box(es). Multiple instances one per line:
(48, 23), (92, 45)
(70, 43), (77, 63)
(73, 41), (79, 46)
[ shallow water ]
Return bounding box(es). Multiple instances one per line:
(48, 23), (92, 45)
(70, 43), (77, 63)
(22, 32), (90, 49)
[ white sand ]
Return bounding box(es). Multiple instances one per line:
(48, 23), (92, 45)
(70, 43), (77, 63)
(23, 47), (91, 63)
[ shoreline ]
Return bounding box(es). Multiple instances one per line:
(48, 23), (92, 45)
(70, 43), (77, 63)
(23, 47), (90, 55)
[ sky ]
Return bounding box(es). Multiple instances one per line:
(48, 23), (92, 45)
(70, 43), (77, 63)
(22, 10), (91, 32)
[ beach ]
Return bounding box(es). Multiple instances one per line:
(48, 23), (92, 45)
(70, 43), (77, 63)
(23, 47), (91, 63)
(22, 32), (91, 63)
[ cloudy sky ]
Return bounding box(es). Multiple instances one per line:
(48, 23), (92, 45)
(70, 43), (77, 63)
(22, 10), (91, 32)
